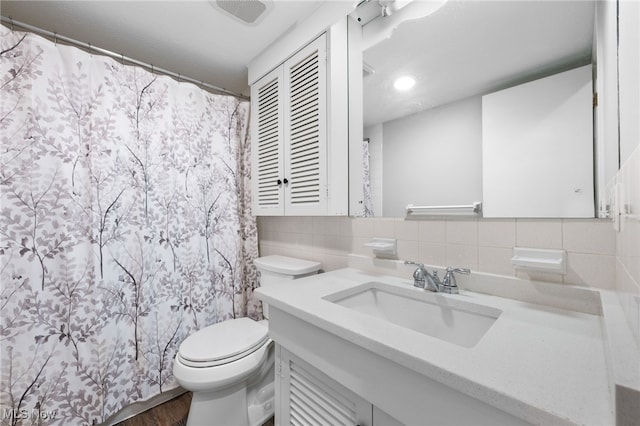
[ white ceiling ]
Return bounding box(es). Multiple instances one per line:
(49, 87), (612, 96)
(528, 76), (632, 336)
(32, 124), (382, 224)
(0, 0), (328, 97)
(362, 0), (595, 127)
(1, 0), (595, 115)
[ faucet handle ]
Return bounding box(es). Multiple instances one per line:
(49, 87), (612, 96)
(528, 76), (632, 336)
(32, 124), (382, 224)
(441, 267), (470, 294)
(447, 267), (470, 275)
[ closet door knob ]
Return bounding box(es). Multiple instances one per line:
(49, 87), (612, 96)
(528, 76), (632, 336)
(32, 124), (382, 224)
(277, 179), (282, 186)
(283, 178), (289, 185)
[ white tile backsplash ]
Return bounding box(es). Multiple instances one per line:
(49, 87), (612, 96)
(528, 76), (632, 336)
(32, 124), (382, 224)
(565, 252), (617, 290)
(446, 218), (479, 245)
(312, 216), (327, 234)
(445, 244), (479, 270)
(352, 217), (374, 237)
(479, 246), (516, 277)
(312, 233), (327, 250)
(516, 219), (563, 249)
(323, 253), (350, 271)
(516, 269), (564, 284)
(563, 219), (617, 255)
(394, 219), (420, 241)
(325, 235), (352, 253)
(373, 218), (395, 238)
(297, 233), (314, 250)
(626, 220), (640, 284)
(418, 219), (447, 243)
(614, 144), (640, 342)
(352, 237), (371, 256)
(418, 241), (447, 266)
(479, 219), (516, 248)
(397, 239), (420, 261)
(257, 213), (622, 291)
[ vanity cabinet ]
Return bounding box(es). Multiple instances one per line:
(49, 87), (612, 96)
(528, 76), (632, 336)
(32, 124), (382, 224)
(275, 345), (403, 426)
(275, 345), (373, 426)
(267, 306), (530, 426)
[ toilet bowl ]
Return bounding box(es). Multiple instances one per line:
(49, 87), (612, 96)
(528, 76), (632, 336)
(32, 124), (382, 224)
(173, 255), (321, 426)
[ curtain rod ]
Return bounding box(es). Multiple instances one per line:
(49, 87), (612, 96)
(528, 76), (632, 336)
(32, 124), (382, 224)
(1, 16), (249, 101)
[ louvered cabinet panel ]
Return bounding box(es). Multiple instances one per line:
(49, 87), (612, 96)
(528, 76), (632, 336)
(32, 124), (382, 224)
(277, 346), (372, 426)
(251, 67), (285, 215)
(283, 35), (328, 216)
(249, 31), (338, 217)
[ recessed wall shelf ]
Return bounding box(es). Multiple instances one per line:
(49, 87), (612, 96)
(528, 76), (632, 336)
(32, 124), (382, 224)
(364, 238), (397, 258)
(511, 247), (566, 274)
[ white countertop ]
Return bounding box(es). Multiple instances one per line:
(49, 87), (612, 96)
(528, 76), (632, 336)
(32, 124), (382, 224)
(256, 267), (614, 426)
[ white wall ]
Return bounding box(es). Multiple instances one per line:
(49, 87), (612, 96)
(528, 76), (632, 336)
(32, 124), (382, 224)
(618, 0), (640, 163)
(595, 0), (620, 199)
(381, 96), (482, 216)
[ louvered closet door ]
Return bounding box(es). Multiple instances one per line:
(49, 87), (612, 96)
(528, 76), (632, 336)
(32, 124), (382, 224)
(283, 35), (328, 216)
(251, 67), (285, 215)
(279, 348), (372, 426)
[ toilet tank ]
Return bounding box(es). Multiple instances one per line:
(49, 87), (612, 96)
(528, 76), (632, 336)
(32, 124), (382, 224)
(254, 255), (321, 318)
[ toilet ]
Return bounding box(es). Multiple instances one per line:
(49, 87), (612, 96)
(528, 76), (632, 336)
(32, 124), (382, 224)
(173, 255), (321, 426)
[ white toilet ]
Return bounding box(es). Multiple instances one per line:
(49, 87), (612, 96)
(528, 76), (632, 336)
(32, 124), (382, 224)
(173, 255), (321, 426)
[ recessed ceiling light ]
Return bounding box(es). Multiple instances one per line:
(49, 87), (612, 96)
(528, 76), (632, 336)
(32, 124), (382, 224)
(394, 76), (416, 91)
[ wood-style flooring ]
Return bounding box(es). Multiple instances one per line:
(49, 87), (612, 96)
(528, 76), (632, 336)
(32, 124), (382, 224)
(115, 392), (275, 426)
(116, 392), (192, 426)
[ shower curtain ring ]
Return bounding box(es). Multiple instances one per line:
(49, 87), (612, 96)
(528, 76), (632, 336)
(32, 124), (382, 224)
(121, 53), (125, 65)
(9, 17), (14, 32)
(54, 32), (58, 46)
(151, 64), (154, 74)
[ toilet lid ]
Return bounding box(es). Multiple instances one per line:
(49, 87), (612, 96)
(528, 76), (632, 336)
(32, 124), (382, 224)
(254, 255), (321, 275)
(178, 318), (269, 367)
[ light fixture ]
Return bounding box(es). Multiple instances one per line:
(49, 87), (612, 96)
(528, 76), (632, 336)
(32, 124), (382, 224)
(393, 76), (416, 91)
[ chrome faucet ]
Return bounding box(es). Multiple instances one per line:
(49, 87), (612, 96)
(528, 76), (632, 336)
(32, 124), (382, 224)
(404, 261), (441, 292)
(405, 261), (470, 294)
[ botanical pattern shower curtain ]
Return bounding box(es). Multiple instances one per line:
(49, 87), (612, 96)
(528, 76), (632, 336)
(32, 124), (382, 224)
(0, 27), (259, 425)
(361, 139), (374, 217)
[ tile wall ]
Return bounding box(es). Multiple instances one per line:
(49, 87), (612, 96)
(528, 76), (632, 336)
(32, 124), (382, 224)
(614, 145), (640, 341)
(257, 216), (617, 290)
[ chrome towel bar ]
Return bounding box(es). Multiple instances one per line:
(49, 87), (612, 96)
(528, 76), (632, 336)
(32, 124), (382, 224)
(406, 202), (482, 216)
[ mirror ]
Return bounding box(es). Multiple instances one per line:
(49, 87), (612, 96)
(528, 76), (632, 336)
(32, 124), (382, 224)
(349, 0), (598, 217)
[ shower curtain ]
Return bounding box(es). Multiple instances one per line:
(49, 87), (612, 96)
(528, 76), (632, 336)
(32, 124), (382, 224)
(0, 27), (259, 425)
(361, 139), (374, 217)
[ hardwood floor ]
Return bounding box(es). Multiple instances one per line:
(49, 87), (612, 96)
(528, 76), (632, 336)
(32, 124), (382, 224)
(116, 392), (192, 426)
(115, 392), (275, 426)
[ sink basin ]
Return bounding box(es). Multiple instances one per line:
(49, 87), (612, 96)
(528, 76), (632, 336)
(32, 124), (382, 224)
(325, 281), (501, 348)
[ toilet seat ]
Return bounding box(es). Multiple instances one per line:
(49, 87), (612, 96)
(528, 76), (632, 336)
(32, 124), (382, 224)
(173, 336), (273, 393)
(177, 318), (269, 368)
